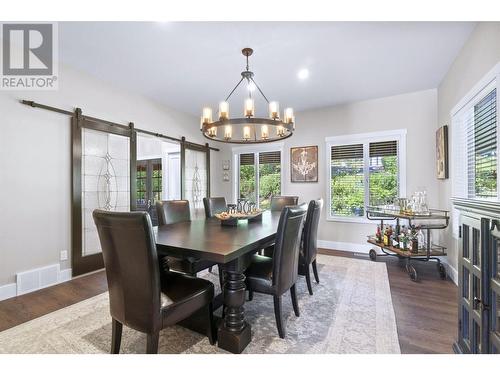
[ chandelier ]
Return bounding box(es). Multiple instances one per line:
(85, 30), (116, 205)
(200, 48), (295, 144)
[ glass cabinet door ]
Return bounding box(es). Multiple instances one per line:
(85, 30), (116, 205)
(489, 221), (500, 353)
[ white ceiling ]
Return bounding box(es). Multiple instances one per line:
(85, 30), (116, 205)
(59, 22), (475, 116)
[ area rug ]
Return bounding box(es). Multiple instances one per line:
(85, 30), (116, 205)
(0, 255), (400, 354)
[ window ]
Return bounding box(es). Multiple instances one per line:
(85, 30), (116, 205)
(236, 149), (282, 209)
(452, 70), (499, 202)
(326, 130), (406, 222)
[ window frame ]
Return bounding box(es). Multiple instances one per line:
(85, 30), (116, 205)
(451, 62), (500, 202)
(325, 129), (407, 224)
(232, 142), (285, 209)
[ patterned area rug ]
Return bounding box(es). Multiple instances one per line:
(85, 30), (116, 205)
(0, 255), (400, 354)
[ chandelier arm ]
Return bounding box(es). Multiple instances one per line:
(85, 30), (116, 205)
(250, 77), (270, 104)
(225, 77), (245, 102)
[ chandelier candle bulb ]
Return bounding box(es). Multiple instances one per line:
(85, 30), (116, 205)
(202, 107), (213, 124)
(284, 108), (294, 124)
(261, 125), (269, 139)
(269, 101), (279, 119)
(208, 126), (217, 137)
(277, 125), (285, 137)
(219, 101), (229, 120)
(243, 126), (251, 141)
(244, 98), (255, 117)
(224, 125), (232, 140)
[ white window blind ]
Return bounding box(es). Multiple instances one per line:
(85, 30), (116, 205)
(326, 129), (406, 221)
(236, 149), (282, 209)
(451, 77), (498, 238)
(452, 83), (498, 201)
(369, 140), (399, 206)
(330, 144), (365, 217)
(467, 89), (497, 199)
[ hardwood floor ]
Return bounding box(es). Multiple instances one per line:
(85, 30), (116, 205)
(0, 251), (457, 353)
(319, 249), (458, 354)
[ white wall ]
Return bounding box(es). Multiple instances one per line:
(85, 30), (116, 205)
(221, 89), (439, 250)
(0, 64), (222, 286)
(437, 22), (500, 272)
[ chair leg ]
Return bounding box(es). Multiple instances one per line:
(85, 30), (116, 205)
(206, 302), (216, 345)
(290, 284), (300, 317)
(248, 289), (254, 301)
(273, 295), (286, 339)
(110, 318), (122, 354)
(146, 332), (159, 354)
(305, 265), (313, 295)
(312, 260), (320, 284)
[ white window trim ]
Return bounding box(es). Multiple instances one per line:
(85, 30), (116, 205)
(450, 61), (500, 202)
(232, 142), (285, 207)
(325, 129), (407, 224)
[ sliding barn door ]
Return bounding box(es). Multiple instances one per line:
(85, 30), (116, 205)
(181, 141), (210, 219)
(72, 112), (134, 276)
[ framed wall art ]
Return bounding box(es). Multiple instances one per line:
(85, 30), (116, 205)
(290, 145), (318, 182)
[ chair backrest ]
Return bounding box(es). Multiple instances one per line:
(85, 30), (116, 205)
(156, 200), (191, 225)
(270, 196), (299, 212)
(272, 204), (307, 294)
(302, 199), (323, 264)
(203, 197), (227, 218)
(92, 210), (161, 333)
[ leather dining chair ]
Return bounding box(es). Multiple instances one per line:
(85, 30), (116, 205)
(202, 197), (228, 273)
(156, 200), (217, 276)
(299, 199), (323, 295)
(245, 205), (307, 338)
(262, 195), (300, 257)
(203, 197), (228, 218)
(92, 209), (215, 354)
(270, 195), (299, 212)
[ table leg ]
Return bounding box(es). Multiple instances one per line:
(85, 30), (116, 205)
(217, 267), (251, 353)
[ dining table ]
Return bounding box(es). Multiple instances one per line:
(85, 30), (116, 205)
(155, 209), (281, 354)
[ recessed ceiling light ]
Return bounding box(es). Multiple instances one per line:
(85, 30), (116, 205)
(298, 68), (309, 80)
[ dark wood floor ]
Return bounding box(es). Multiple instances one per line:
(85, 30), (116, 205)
(0, 251), (457, 354)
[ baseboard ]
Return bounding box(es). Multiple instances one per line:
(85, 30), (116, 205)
(440, 258), (458, 285)
(318, 240), (372, 254)
(0, 265), (72, 302)
(0, 283), (17, 301)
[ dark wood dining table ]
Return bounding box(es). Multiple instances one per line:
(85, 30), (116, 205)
(155, 210), (281, 354)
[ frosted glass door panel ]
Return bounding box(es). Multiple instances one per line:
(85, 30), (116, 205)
(82, 128), (130, 256)
(184, 149), (207, 219)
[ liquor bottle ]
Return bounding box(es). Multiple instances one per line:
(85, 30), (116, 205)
(383, 226), (390, 246)
(376, 225), (382, 243)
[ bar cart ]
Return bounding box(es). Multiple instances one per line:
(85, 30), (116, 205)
(366, 206), (450, 282)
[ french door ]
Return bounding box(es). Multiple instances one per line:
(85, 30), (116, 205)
(136, 158), (162, 225)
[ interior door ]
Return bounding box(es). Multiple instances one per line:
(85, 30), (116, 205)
(458, 214), (483, 353)
(181, 141), (210, 219)
(72, 113), (133, 276)
(136, 158), (162, 225)
(489, 220), (500, 353)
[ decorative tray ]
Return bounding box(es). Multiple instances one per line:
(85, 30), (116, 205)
(215, 210), (263, 226)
